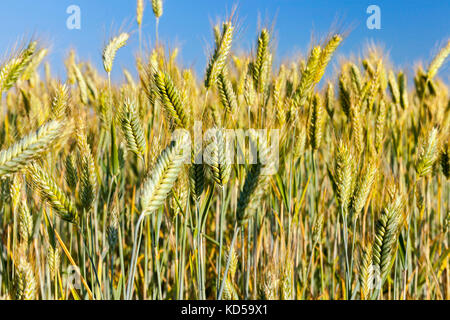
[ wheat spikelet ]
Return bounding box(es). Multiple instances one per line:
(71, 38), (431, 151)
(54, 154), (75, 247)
(253, 28), (271, 93)
(351, 160), (377, 219)
(18, 201), (33, 243)
(27, 163), (78, 223)
(359, 243), (373, 300)
(236, 137), (274, 224)
(388, 70), (400, 105)
(273, 65), (286, 124)
(136, 0), (144, 26)
(350, 103), (364, 154)
(47, 246), (60, 277)
(338, 74), (351, 118)
(10, 174), (22, 211)
(107, 205), (120, 248)
(427, 39), (450, 80)
(65, 154), (78, 191)
(222, 246), (239, 300)
(349, 63), (362, 95)
(189, 147), (205, 202)
(312, 211), (325, 245)
(103, 33), (129, 74)
(15, 256), (36, 300)
(151, 0), (163, 18)
(416, 127), (439, 177)
(75, 127), (97, 211)
(334, 141), (354, 213)
(205, 128), (232, 187)
(72, 62), (89, 105)
(397, 72), (408, 109)
(51, 83), (69, 120)
(139, 139), (186, 215)
(217, 71), (237, 116)
(262, 270), (278, 300)
(315, 34), (342, 84)
(205, 21), (234, 89)
(0, 41), (36, 93)
(21, 47), (47, 81)
(309, 93), (325, 150)
(372, 195), (405, 283)
(280, 260), (294, 300)
(0, 121), (66, 177)
(119, 98), (147, 158)
(154, 70), (188, 128)
(293, 46), (321, 108)
(324, 81), (335, 119)
(375, 100), (387, 153)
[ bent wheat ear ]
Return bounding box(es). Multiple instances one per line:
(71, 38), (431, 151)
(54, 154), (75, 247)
(27, 163), (78, 223)
(119, 99), (147, 158)
(0, 41), (36, 93)
(315, 34), (342, 84)
(103, 33), (129, 74)
(139, 139), (186, 215)
(293, 46), (321, 108)
(0, 121), (66, 177)
(427, 39), (450, 80)
(205, 22), (234, 89)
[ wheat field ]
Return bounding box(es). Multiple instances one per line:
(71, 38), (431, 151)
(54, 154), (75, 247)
(0, 1), (449, 300)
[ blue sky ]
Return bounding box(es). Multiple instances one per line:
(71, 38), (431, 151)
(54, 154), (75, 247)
(0, 0), (448, 82)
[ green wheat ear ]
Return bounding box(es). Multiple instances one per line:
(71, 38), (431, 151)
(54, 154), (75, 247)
(139, 138), (187, 216)
(154, 70), (188, 128)
(26, 163), (78, 223)
(0, 120), (67, 178)
(0, 40), (37, 93)
(205, 128), (232, 188)
(372, 195), (405, 284)
(119, 98), (147, 158)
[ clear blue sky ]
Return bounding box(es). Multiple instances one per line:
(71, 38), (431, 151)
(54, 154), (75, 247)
(0, 0), (448, 82)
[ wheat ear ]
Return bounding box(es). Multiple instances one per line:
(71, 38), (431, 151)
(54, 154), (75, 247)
(0, 121), (66, 177)
(119, 98), (147, 158)
(205, 21), (234, 89)
(102, 33), (129, 74)
(154, 70), (188, 128)
(26, 163), (78, 223)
